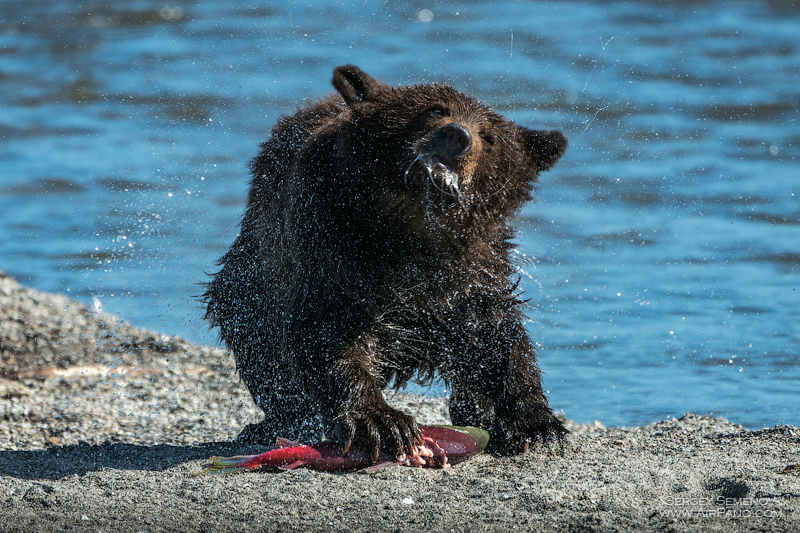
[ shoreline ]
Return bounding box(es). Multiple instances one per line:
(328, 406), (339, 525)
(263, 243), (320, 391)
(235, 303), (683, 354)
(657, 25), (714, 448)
(1, 271), (798, 531)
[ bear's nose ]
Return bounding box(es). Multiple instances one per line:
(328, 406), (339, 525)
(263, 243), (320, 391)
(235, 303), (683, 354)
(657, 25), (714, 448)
(436, 123), (473, 158)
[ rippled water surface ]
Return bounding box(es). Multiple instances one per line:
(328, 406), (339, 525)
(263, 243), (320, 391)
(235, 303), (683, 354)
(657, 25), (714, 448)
(2, 0), (798, 428)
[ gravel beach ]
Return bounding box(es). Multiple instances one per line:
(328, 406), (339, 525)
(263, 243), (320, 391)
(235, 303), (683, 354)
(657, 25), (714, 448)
(1, 270), (798, 532)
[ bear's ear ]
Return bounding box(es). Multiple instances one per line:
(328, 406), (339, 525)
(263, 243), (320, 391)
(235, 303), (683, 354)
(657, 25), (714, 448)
(332, 65), (386, 106)
(521, 128), (568, 172)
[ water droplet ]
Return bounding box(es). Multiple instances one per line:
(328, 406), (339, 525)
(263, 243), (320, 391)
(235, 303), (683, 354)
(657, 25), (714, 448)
(418, 9), (434, 22)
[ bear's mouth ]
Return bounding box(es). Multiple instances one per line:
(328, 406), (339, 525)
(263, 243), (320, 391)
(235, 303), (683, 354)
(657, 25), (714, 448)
(405, 153), (462, 201)
(432, 155), (450, 170)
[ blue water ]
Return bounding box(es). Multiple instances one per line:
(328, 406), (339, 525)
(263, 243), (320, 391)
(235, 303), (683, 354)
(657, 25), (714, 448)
(1, 0), (798, 429)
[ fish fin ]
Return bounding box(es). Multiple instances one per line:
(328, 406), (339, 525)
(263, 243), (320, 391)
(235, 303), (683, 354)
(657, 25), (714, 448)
(194, 455), (250, 476)
(279, 460), (308, 470)
(195, 466), (245, 476)
(276, 437), (303, 448)
(363, 461), (400, 473)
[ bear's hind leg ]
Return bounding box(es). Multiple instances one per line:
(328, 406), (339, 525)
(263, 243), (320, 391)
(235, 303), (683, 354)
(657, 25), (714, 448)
(236, 366), (323, 445)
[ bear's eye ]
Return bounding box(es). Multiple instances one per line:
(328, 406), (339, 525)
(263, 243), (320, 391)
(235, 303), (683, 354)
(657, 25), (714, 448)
(428, 105), (448, 117)
(481, 134), (495, 146)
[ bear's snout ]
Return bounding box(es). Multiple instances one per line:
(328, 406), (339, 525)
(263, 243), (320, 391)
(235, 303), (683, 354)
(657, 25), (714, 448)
(435, 123), (473, 162)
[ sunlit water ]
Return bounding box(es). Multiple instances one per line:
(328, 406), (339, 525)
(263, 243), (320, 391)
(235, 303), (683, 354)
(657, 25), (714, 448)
(1, 0), (797, 429)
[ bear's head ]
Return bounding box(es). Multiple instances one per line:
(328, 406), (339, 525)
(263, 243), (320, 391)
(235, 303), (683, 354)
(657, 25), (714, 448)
(331, 65), (567, 227)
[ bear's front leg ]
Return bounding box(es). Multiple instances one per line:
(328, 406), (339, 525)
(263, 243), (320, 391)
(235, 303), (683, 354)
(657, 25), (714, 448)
(447, 305), (566, 454)
(300, 333), (423, 462)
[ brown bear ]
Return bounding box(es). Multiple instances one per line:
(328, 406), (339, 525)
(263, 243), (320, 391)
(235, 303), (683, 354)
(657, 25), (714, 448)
(204, 65), (567, 460)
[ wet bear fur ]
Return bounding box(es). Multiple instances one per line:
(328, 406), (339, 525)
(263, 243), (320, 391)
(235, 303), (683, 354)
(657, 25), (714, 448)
(204, 65), (567, 458)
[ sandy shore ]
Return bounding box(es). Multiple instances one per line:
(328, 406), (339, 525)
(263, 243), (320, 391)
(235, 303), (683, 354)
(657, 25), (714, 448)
(1, 270), (798, 532)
